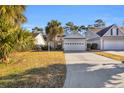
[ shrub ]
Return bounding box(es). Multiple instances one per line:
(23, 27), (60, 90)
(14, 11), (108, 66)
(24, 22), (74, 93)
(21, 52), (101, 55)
(14, 29), (35, 52)
(34, 45), (42, 51)
(91, 43), (98, 50)
(56, 45), (63, 50)
(42, 45), (48, 50)
(87, 43), (92, 51)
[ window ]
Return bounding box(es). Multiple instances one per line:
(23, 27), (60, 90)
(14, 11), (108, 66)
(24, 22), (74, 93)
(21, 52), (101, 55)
(117, 28), (119, 35)
(111, 29), (113, 35)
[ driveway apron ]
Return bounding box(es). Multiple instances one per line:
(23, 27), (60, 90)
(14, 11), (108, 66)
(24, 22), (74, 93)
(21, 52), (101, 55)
(64, 52), (124, 88)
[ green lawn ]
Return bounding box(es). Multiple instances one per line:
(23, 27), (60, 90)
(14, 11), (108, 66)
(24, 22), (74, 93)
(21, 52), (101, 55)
(0, 52), (66, 88)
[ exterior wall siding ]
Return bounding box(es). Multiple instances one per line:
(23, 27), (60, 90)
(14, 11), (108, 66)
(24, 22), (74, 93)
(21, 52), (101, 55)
(35, 34), (46, 46)
(102, 36), (124, 50)
(104, 26), (124, 36)
(87, 37), (101, 49)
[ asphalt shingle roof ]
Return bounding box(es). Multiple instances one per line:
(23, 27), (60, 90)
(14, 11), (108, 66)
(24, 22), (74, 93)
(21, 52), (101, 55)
(96, 25), (114, 37)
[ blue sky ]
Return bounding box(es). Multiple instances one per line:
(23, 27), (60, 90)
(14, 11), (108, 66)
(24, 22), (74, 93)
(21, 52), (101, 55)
(22, 5), (124, 31)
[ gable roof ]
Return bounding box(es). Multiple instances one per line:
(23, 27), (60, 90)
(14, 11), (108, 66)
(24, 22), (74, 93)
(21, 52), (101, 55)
(32, 33), (40, 37)
(89, 24), (123, 37)
(64, 32), (85, 39)
(96, 24), (114, 37)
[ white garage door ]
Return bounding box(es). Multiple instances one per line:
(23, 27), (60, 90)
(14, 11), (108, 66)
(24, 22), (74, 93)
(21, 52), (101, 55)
(104, 39), (124, 50)
(64, 39), (86, 51)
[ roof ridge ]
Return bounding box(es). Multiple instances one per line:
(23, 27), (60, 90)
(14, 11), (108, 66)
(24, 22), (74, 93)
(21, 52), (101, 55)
(64, 31), (85, 39)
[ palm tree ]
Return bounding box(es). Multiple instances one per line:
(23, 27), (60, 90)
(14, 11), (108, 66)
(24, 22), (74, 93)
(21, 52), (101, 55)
(15, 29), (35, 51)
(0, 5), (27, 63)
(45, 20), (63, 50)
(0, 5), (26, 26)
(0, 24), (16, 63)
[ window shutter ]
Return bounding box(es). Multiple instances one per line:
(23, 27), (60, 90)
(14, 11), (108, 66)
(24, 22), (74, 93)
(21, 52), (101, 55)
(111, 29), (113, 35)
(116, 28), (119, 35)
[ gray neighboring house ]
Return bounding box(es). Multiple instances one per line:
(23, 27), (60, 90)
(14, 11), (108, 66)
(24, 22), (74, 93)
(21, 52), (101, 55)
(63, 24), (124, 51)
(49, 34), (64, 49)
(86, 24), (124, 50)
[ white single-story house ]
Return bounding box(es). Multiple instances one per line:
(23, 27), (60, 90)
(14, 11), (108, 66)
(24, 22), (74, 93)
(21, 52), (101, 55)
(87, 24), (124, 50)
(63, 24), (124, 51)
(33, 32), (46, 47)
(63, 32), (86, 51)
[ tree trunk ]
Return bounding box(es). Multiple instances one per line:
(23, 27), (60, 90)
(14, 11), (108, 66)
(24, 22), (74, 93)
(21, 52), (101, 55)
(48, 41), (50, 51)
(47, 36), (50, 51)
(54, 37), (56, 50)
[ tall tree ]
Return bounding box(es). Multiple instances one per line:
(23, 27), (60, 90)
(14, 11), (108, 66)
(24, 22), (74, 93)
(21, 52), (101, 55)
(0, 5), (26, 26)
(87, 25), (95, 29)
(0, 5), (30, 63)
(32, 27), (43, 34)
(78, 25), (87, 31)
(64, 22), (86, 35)
(94, 19), (105, 28)
(45, 20), (64, 50)
(78, 25), (87, 36)
(65, 22), (79, 33)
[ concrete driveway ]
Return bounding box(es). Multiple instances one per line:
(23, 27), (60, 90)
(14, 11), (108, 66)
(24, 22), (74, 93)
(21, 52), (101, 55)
(64, 52), (124, 88)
